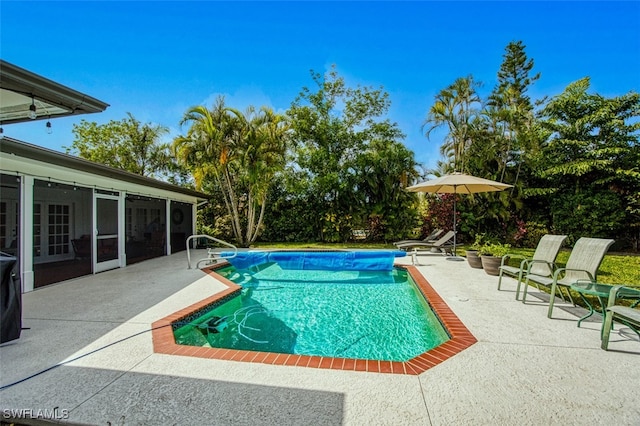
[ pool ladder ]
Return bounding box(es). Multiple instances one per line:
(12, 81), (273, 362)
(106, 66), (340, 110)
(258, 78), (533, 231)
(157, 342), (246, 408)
(186, 234), (238, 269)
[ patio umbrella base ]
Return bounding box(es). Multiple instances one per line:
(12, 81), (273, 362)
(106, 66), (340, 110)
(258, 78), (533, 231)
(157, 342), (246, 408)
(446, 256), (465, 262)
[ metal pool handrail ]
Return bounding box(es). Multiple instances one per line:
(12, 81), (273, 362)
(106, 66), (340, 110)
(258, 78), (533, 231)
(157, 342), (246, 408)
(186, 234), (238, 269)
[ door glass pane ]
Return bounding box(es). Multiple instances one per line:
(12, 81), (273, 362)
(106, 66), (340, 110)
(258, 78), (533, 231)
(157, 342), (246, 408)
(97, 199), (118, 236)
(97, 198), (118, 262)
(46, 203), (71, 256)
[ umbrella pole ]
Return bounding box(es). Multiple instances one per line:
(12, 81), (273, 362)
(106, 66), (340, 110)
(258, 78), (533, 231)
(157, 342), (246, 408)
(447, 187), (464, 261)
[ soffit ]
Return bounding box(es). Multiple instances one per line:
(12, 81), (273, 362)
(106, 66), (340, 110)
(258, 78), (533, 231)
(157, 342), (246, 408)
(0, 60), (109, 125)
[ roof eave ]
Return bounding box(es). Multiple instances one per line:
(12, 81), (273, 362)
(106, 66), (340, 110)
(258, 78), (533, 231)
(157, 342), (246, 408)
(0, 60), (110, 124)
(0, 136), (209, 201)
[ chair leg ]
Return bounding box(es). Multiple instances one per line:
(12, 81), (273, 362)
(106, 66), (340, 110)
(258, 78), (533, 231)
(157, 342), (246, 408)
(522, 278), (530, 303)
(601, 310), (614, 350)
(566, 287), (575, 305)
(514, 270), (524, 301)
(497, 269), (504, 291)
(548, 281), (558, 318)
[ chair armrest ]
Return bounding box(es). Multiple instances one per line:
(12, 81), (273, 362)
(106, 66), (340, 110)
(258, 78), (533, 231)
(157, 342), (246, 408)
(606, 285), (640, 308)
(607, 286), (625, 308)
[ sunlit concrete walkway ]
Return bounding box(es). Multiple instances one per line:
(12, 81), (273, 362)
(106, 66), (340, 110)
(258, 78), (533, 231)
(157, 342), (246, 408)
(1, 249), (638, 425)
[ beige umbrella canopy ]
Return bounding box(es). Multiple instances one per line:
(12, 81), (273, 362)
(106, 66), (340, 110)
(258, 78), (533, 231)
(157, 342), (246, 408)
(406, 172), (513, 194)
(406, 172), (513, 260)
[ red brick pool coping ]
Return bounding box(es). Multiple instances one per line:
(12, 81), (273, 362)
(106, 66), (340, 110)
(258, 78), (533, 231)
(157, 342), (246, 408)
(152, 263), (477, 375)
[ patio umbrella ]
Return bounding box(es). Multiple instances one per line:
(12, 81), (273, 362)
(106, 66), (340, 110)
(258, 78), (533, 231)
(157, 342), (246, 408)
(406, 172), (513, 260)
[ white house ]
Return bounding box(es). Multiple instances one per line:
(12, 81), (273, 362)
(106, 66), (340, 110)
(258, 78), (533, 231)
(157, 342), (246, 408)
(0, 60), (208, 292)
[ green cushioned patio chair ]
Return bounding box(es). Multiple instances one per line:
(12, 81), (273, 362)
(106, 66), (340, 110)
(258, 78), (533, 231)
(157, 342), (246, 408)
(522, 237), (614, 319)
(497, 234), (567, 300)
(601, 285), (640, 350)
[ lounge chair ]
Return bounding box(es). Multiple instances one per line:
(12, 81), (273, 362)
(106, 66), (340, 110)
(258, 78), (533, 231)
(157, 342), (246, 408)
(601, 285), (640, 350)
(396, 230), (456, 255)
(497, 234), (567, 300)
(522, 237), (614, 319)
(393, 229), (444, 247)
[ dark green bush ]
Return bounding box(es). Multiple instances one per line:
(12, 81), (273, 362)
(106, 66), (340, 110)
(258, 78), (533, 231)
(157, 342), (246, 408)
(550, 190), (627, 244)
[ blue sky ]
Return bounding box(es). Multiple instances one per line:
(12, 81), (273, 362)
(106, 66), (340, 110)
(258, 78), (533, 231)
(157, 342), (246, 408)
(2, 1), (639, 172)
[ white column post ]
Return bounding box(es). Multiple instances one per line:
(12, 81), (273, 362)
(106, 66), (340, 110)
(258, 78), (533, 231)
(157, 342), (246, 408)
(20, 175), (34, 292)
(165, 199), (171, 255)
(119, 191), (126, 267)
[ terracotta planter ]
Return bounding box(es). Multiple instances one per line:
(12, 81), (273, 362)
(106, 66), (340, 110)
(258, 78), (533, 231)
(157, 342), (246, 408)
(466, 250), (483, 269)
(480, 255), (503, 276)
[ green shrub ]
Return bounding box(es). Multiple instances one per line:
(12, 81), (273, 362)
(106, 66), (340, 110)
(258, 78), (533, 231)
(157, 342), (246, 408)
(478, 242), (511, 257)
(469, 233), (488, 251)
(522, 221), (549, 248)
(551, 190), (626, 243)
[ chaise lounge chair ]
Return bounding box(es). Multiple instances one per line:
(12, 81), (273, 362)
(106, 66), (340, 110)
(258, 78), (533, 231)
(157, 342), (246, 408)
(396, 230), (456, 257)
(522, 237), (614, 319)
(393, 229), (444, 247)
(497, 234), (567, 300)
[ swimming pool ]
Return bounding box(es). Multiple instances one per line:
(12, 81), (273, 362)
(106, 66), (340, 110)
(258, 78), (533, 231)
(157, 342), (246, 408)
(152, 251), (476, 375)
(173, 264), (448, 361)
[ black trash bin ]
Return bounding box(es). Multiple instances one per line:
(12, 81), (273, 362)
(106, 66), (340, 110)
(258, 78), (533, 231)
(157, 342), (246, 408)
(1, 252), (21, 343)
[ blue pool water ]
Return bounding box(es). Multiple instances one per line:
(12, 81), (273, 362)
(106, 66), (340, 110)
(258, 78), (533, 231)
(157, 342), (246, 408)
(174, 252), (448, 361)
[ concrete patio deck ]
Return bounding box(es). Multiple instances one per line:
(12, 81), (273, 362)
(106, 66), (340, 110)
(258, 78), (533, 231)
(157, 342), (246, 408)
(1, 250), (638, 425)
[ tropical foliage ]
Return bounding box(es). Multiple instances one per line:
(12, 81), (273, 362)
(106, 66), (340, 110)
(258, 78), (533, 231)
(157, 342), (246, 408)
(69, 42), (639, 251)
(266, 66), (420, 243)
(423, 75), (482, 174)
(420, 41), (640, 251)
(68, 113), (176, 178)
(172, 98), (290, 246)
(537, 78), (640, 245)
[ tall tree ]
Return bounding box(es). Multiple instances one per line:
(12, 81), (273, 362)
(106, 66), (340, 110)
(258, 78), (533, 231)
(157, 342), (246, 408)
(354, 138), (420, 241)
(486, 40), (541, 185)
(173, 97), (289, 246)
(68, 113), (172, 178)
(539, 77), (640, 243)
(287, 65), (414, 242)
(423, 75), (482, 173)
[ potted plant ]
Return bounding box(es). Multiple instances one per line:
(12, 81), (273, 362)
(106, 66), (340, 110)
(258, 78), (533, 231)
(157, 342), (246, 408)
(479, 242), (511, 276)
(465, 233), (485, 269)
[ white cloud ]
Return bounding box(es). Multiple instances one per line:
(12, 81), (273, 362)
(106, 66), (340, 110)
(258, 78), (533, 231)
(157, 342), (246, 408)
(201, 86), (275, 112)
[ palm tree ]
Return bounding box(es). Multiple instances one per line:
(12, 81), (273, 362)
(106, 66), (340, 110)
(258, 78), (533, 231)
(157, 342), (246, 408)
(228, 106), (290, 243)
(423, 76), (482, 173)
(173, 97), (244, 240)
(173, 98), (289, 246)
